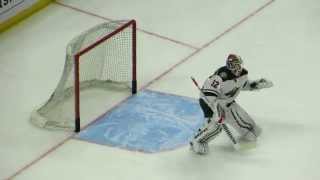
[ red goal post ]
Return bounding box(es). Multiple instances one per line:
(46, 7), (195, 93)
(31, 20), (137, 132)
(74, 20), (137, 132)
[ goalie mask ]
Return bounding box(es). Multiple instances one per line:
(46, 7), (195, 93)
(226, 54), (243, 76)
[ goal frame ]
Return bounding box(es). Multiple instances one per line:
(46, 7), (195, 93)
(74, 20), (137, 132)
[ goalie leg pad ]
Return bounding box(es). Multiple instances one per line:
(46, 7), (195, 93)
(224, 103), (261, 140)
(193, 118), (222, 143)
(190, 141), (209, 155)
(190, 118), (222, 154)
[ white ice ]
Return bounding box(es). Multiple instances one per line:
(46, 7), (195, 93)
(1, 0), (320, 179)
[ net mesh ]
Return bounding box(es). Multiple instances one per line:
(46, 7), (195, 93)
(31, 20), (135, 131)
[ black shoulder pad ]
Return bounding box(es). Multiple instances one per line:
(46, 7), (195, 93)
(213, 66), (248, 81)
(240, 68), (248, 76)
(214, 66), (233, 81)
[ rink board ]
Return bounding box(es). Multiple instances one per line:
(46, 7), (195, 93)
(75, 90), (204, 153)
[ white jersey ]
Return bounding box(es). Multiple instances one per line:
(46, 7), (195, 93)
(201, 66), (251, 107)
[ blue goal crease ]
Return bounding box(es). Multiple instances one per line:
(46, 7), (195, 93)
(76, 89), (204, 153)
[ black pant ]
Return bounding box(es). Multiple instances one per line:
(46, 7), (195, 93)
(199, 98), (213, 118)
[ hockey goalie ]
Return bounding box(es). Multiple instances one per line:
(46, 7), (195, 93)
(190, 54), (273, 154)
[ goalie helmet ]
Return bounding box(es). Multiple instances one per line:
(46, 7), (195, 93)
(226, 54), (243, 76)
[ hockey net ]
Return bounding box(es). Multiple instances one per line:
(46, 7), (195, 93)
(31, 20), (137, 132)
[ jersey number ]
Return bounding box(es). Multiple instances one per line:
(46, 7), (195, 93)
(211, 80), (219, 88)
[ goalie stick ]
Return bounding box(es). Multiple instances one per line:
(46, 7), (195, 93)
(191, 76), (240, 150)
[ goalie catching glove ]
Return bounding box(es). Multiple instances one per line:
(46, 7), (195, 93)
(249, 78), (273, 90)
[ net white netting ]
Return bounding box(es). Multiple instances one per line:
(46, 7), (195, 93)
(31, 20), (135, 131)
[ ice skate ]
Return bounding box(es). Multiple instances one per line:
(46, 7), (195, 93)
(237, 130), (258, 150)
(239, 129), (257, 142)
(190, 141), (209, 155)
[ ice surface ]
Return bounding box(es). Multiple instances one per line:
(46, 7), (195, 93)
(1, 0), (320, 179)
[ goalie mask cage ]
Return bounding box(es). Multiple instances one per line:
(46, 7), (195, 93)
(31, 20), (137, 132)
